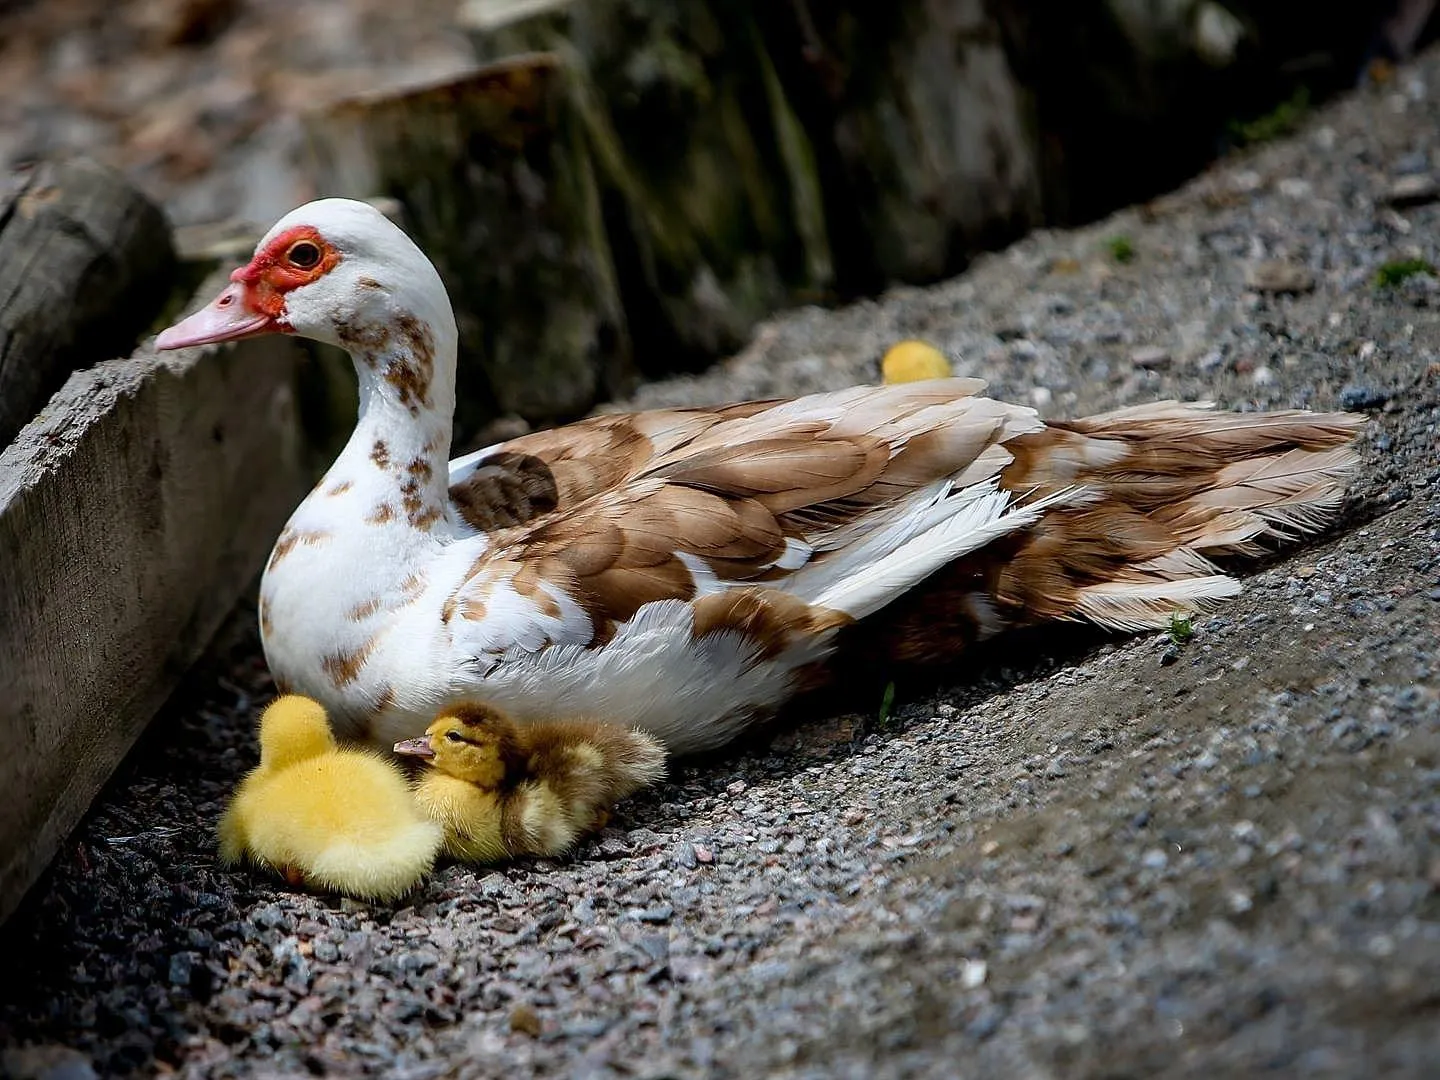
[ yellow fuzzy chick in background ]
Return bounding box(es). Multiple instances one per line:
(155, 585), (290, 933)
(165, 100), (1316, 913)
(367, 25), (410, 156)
(218, 696), (443, 901)
(393, 704), (667, 863)
(880, 339), (952, 384)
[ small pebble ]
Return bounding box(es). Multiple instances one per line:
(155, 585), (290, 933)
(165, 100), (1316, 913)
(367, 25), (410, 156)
(961, 960), (989, 990)
(1130, 346), (1171, 369)
(1245, 260), (1315, 293)
(1339, 385), (1390, 410)
(1384, 174), (1439, 207)
(509, 1004), (543, 1038)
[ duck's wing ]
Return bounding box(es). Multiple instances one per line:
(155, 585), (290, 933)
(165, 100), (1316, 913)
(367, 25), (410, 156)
(442, 379), (1066, 656)
(445, 401), (784, 532)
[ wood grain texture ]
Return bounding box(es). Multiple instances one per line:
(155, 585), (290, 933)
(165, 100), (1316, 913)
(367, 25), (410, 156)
(0, 273), (311, 924)
(0, 157), (177, 448)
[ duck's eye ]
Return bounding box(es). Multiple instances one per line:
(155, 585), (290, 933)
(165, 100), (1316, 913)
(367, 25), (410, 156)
(286, 241), (322, 269)
(445, 730), (465, 743)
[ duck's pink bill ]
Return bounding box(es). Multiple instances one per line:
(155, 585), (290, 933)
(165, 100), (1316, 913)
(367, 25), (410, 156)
(155, 283), (275, 350)
(393, 737), (435, 759)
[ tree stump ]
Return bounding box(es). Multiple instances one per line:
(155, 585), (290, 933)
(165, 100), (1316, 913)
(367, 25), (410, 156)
(757, 0), (1042, 287)
(0, 158), (178, 449)
(301, 55), (633, 445)
(463, 0), (835, 373)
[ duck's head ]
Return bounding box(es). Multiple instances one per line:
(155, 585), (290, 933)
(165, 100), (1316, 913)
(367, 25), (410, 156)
(257, 695), (337, 769)
(155, 198), (454, 355)
(393, 703), (522, 788)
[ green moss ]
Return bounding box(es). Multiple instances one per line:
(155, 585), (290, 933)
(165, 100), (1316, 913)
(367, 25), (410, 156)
(1374, 258), (1437, 287)
(1107, 235), (1136, 264)
(1227, 86), (1310, 147)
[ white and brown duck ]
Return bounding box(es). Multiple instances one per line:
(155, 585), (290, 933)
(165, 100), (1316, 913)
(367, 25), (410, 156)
(156, 199), (1364, 753)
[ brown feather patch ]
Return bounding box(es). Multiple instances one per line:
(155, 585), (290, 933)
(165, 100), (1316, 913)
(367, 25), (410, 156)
(449, 452), (560, 532)
(690, 589), (851, 661)
(321, 638), (376, 688)
(347, 596), (383, 622)
(266, 528), (330, 571)
(398, 572), (427, 601)
(383, 313), (435, 414)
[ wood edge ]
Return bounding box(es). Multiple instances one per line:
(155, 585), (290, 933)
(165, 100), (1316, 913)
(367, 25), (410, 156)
(0, 266), (237, 503)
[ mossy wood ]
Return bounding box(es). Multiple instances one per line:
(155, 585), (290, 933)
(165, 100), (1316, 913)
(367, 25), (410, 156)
(300, 55), (633, 445)
(753, 0), (1041, 286)
(0, 270), (314, 925)
(464, 0), (834, 372)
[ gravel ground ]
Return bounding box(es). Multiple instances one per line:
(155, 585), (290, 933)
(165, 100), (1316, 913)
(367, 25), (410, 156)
(4, 47), (1440, 1080)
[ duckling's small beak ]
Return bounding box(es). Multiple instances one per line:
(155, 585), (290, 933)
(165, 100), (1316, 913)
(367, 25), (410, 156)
(393, 737), (435, 760)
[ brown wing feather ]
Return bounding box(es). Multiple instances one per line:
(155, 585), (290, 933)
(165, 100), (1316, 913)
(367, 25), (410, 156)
(448, 405), (789, 533)
(448, 387), (1361, 663)
(464, 387), (1028, 641)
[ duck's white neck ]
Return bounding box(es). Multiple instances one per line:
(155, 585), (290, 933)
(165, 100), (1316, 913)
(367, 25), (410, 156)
(331, 312), (457, 529)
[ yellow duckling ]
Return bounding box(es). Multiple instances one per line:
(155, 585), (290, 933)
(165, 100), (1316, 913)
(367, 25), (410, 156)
(393, 704), (667, 863)
(218, 696), (443, 901)
(881, 339), (952, 384)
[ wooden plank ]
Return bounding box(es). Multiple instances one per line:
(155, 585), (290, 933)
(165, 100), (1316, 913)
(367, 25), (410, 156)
(0, 271), (314, 924)
(0, 158), (177, 449)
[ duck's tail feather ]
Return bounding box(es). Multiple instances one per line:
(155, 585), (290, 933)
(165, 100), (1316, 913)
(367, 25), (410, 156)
(857, 405), (1365, 660)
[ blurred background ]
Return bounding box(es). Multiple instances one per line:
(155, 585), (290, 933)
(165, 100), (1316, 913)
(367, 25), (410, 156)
(2, 0), (1436, 440)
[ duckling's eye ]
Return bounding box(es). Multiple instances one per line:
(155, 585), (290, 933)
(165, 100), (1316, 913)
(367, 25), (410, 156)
(286, 241), (321, 269)
(445, 730), (465, 743)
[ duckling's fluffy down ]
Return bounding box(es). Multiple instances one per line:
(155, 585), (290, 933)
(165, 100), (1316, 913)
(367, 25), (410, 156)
(219, 748), (443, 902)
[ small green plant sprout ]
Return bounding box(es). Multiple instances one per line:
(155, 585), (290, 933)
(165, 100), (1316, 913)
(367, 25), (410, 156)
(1374, 258), (1437, 288)
(1107, 235), (1136, 264)
(877, 681), (897, 729)
(1167, 612), (1195, 645)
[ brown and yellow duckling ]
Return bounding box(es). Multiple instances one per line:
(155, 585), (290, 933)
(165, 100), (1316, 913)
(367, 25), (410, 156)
(393, 704), (667, 862)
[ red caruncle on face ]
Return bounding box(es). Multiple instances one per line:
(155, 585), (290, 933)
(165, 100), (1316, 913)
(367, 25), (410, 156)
(232, 225), (343, 329)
